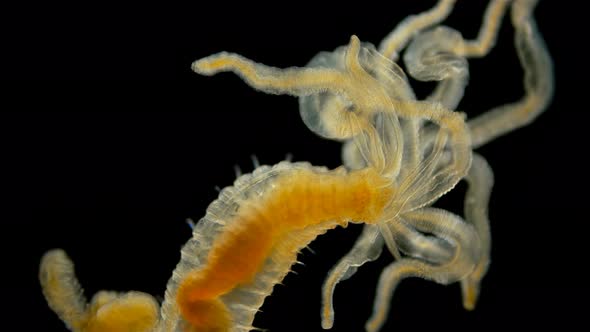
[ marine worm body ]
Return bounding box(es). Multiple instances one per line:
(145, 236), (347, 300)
(165, 162), (393, 331)
(40, 1), (553, 331)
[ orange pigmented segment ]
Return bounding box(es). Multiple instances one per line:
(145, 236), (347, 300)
(178, 299), (231, 332)
(84, 292), (159, 332)
(177, 167), (392, 330)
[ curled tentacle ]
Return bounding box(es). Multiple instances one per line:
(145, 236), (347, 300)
(404, 26), (468, 110)
(321, 225), (384, 329)
(468, 0), (553, 147)
(366, 208), (480, 332)
(386, 218), (454, 264)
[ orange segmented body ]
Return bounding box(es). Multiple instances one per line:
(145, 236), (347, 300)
(175, 163), (393, 331)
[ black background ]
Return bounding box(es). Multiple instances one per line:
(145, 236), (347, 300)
(2, 1), (586, 331)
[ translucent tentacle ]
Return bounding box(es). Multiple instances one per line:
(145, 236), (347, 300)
(378, 0), (457, 61)
(469, 0), (553, 148)
(395, 128), (449, 211)
(192, 52), (346, 97)
(366, 208), (479, 332)
(321, 225), (384, 329)
(403, 26), (468, 110)
(459, 0), (511, 57)
(460, 153), (494, 310)
(386, 218), (454, 264)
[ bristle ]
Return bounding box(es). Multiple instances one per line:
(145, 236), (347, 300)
(186, 218), (196, 230)
(251, 155), (260, 168)
(234, 165), (242, 178)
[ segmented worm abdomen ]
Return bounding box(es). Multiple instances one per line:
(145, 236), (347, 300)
(168, 162), (392, 331)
